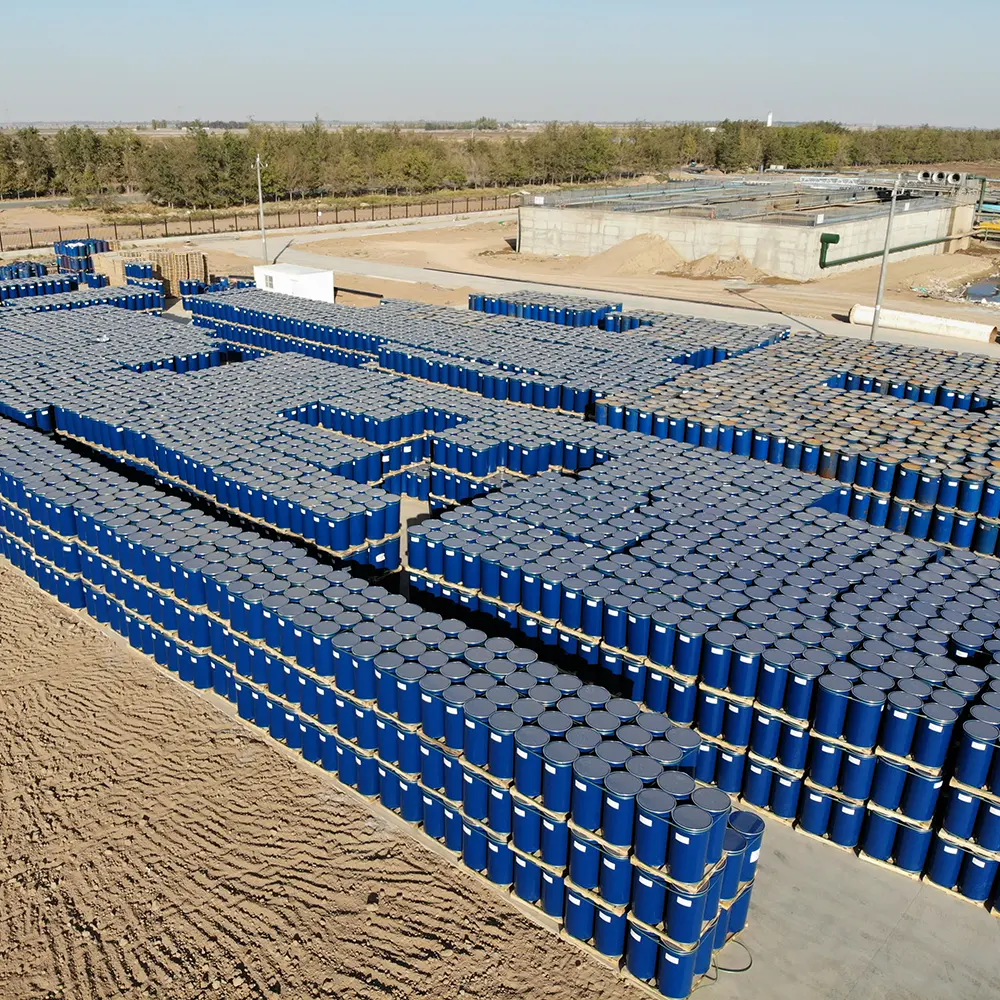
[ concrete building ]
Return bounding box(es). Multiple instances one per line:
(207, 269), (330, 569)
(517, 176), (979, 281)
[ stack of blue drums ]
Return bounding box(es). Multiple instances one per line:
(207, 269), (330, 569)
(0, 261), (47, 281)
(0, 417), (765, 999)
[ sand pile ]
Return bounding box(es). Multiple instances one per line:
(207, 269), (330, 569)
(578, 234), (685, 277)
(674, 253), (771, 282)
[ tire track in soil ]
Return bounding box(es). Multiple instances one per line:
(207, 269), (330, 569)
(0, 560), (643, 1000)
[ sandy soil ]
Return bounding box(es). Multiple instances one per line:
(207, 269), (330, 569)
(0, 559), (639, 1000)
(299, 221), (1000, 324)
(0, 205), (97, 231)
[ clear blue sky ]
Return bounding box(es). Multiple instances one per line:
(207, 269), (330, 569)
(4, 0), (996, 126)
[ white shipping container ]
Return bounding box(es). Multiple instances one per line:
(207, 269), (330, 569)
(253, 263), (335, 303)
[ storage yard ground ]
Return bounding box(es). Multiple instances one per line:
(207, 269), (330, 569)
(153, 217), (1000, 330)
(1, 557), (998, 1000)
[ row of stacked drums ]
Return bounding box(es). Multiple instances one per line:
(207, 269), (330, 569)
(0, 261), (47, 281)
(407, 501), (1000, 906)
(468, 293), (619, 327)
(0, 426), (764, 999)
(593, 395), (1000, 557)
(0, 276), (76, 301)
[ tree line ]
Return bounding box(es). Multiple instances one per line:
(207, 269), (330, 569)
(0, 120), (998, 209)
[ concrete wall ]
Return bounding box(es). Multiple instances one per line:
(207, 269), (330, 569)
(517, 201), (974, 281)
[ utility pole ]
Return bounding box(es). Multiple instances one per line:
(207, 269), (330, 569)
(255, 152), (268, 263)
(870, 173), (901, 344)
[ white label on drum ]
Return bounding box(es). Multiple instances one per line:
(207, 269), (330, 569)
(750, 849), (761, 863)
(674, 833), (690, 845)
(678, 897), (692, 908)
(640, 816), (653, 827)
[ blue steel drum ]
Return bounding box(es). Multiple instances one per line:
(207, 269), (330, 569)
(668, 804), (713, 884)
(925, 838), (963, 889)
(569, 833), (601, 889)
(840, 750), (877, 800)
(798, 786), (834, 837)
(899, 771), (943, 823)
(770, 772), (802, 820)
(598, 850), (632, 907)
(564, 889), (596, 942)
(959, 853), (999, 902)
(594, 906), (627, 958)
(543, 741), (580, 813)
(829, 800), (865, 848)
(860, 810), (898, 861)
(540, 867), (566, 917)
(975, 803), (1000, 851)
(879, 691), (923, 757)
(943, 789), (980, 841)
(634, 788), (677, 869)
(954, 720), (998, 790)
(691, 786), (732, 865)
(843, 683), (886, 749)
(625, 920), (660, 982)
(602, 771), (643, 846)
(871, 758), (907, 811)
(665, 882), (708, 945)
(656, 939), (698, 1000)
(514, 725), (550, 798)
(894, 823), (932, 873)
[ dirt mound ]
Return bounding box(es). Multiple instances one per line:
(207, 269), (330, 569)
(672, 252), (771, 282)
(578, 234), (685, 278)
(0, 559), (631, 1000)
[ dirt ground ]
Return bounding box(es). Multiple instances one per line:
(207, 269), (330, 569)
(0, 559), (641, 1000)
(300, 221), (1000, 324)
(0, 205), (97, 231)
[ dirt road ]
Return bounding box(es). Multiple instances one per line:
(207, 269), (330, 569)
(0, 559), (637, 1000)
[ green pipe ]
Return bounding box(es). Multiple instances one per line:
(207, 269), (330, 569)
(818, 230), (975, 269)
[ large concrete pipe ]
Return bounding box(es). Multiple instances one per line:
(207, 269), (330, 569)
(933, 171), (948, 183)
(918, 170), (934, 182)
(849, 304), (998, 343)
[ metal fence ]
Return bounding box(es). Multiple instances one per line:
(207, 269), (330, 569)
(0, 193), (520, 253)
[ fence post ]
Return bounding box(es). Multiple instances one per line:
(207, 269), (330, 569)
(189, 216), (193, 235)
(58, 226), (63, 242)
(163, 220), (168, 237)
(0, 231), (3, 252)
(298, 208), (302, 227)
(29, 229), (34, 249)
(114, 221), (119, 240)
(353, 206), (357, 223)
(278, 210), (282, 228)
(405, 202), (409, 218)
(139, 221), (144, 239)
(480, 196), (484, 212)
(493, 195), (497, 210)
(235, 214), (239, 232)
(371, 205), (375, 221)
(211, 215), (216, 234)
(87, 223), (92, 239)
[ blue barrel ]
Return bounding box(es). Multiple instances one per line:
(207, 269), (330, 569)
(564, 888), (596, 942)
(900, 770), (943, 823)
(959, 852), (999, 902)
(656, 939), (698, 1000)
(944, 789), (980, 840)
(569, 833), (601, 889)
(463, 697), (494, 766)
(843, 684), (886, 749)
(625, 920), (660, 982)
(514, 725), (549, 798)
(926, 837), (964, 889)
(594, 905), (627, 957)
(720, 828), (748, 900)
(634, 788), (676, 868)
(599, 850), (632, 907)
(861, 810), (897, 860)
(728, 810), (765, 881)
(602, 771), (642, 846)
(798, 786), (833, 836)
(632, 865), (668, 926)
(512, 853), (541, 903)
(840, 751), (877, 801)
(540, 868), (565, 917)
(976, 802), (1000, 850)
(572, 756), (612, 830)
(895, 823), (932, 873)
(880, 692), (923, 757)
(829, 800), (865, 847)
(871, 758), (907, 810)
(665, 883), (708, 945)
(691, 786), (732, 865)
(955, 720), (998, 789)
(669, 804), (713, 884)
(542, 741), (580, 813)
